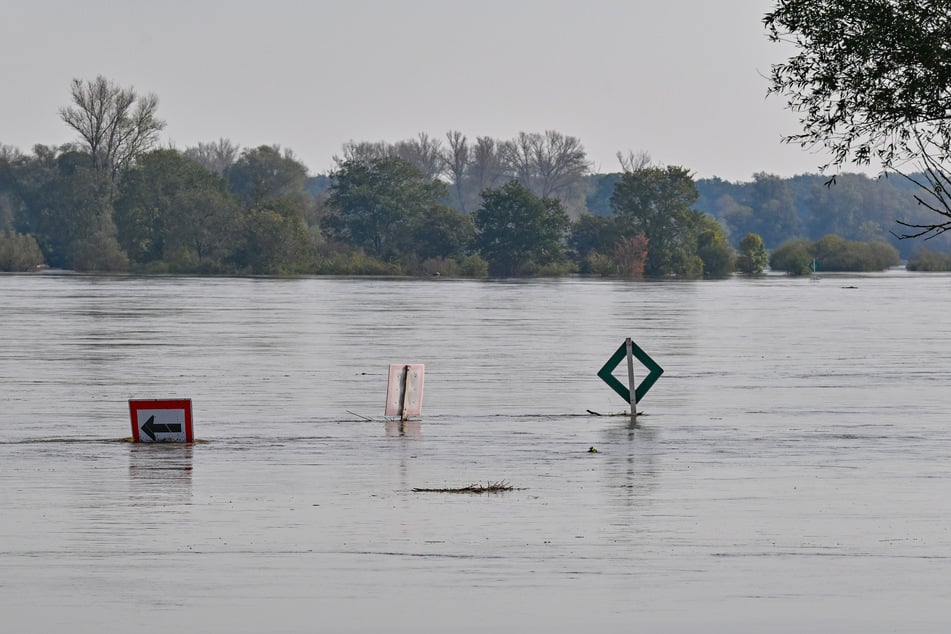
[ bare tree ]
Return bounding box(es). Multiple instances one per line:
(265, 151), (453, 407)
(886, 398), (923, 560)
(184, 138), (241, 175)
(394, 132), (444, 180)
(499, 131), (589, 200)
(0, 143), (21, 162)
(499, 132), (539, 192)
(59, 76), (165, 188)
(616, 150), (652, 174)
(469, 136), (506, 192)
(464, 136), (507, 212)
(533, 130), (589, 200)
(334, 140), (393, 166)
(443, 130), (470, 211)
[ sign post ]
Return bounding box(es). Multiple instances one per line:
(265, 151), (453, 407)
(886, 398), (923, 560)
(625, 338), (637, 421)
(129, 399), (194, 443)
(597, 339), (663, 413)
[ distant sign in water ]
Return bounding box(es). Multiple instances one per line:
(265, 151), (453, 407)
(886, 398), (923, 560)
(129, 399), (194, 443)
(597, 339), (664, 405)
(385, 364), (425, 421)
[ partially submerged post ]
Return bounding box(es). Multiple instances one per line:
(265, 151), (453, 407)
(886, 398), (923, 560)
(625, 337), (637, 421)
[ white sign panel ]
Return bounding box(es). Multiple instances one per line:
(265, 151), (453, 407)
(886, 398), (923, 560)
(385, 364), (425, 419)
(129, 399), (193, 443)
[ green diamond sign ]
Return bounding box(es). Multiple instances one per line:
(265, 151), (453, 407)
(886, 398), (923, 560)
(597, 339), (664, 404)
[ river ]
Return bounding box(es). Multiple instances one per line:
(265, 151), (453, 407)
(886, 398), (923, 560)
(1, 271), (949, 632)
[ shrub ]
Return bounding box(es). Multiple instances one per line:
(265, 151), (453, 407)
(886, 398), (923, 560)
(0, 232), (46, 271)
(770, 238), (814, 275)
(582, 251), (619, 277)
(907, 248), (951, 271)
(736, 232), (768, 275)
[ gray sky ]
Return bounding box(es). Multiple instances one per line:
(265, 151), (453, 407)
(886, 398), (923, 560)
(1, 0), (856, 181)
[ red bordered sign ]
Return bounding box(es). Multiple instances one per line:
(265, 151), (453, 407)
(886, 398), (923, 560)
(129, 399), (194, 443)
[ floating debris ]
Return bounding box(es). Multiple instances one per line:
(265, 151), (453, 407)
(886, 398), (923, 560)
(413, 481), (519, 494)
(587, 446), (600, 453)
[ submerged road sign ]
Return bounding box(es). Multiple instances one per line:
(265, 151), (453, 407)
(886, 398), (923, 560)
(597, 339), (664, 405)
(129, 399), (193, 443)
(385, 364), (425, 420)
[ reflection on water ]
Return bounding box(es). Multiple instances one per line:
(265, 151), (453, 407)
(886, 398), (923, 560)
(127, 442), (194, 502)
(1, 272), (950, 633)
(384, 420), (422, 438)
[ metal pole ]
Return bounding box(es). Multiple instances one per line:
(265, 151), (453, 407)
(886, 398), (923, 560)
(399, 364), (411, 422)
(625, 337), (637, 421)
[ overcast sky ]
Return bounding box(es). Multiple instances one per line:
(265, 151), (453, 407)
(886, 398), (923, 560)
(1, 0), (861, 182)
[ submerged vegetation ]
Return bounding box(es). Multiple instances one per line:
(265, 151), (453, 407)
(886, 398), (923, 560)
(770, 235), (900, 275)
(412, 481), (518, 494)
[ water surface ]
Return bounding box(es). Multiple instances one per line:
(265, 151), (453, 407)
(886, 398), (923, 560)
(1, 272), (949, 632)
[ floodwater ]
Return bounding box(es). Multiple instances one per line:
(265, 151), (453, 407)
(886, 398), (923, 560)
(1, 271), (950, 633)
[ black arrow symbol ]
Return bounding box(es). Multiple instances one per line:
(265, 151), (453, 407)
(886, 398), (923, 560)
(141, 415), (183, 441)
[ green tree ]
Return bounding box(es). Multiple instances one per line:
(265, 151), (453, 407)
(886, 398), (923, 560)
(474, 180), (570, 276)
(402, 203), (475, 261)
(736, 232), (769, 275)
(0, 231), (45, 271)
(227, 145), (310, 208)
(9, 148), (127, 271)
(567, 214), (625, 275)
(223, 146), (316, 273)
(765, 0), (951, 238)
(569, 214), (621, 259)
(610, 165), (702, 276)
(0, 146), (23, 234)
(236, 198), (314, 274)
(324, 156), (447, 260)
(114, 150), (241, 269)
(696, 217), (735, 278)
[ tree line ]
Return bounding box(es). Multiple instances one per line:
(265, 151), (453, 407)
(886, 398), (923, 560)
(0, 75), (932, 276)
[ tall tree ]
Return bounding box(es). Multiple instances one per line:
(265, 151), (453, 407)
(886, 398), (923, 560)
(474, 180), (570, 276)
(12, 148), (127, 271)
(236, 198), (314, 274)
(59, 76), (165, 189)
(696, 216), (736, 277)
(395, 132), (444, 181)
(403, 204), (476, 261)
(324, 156), (447, 259)
(443, 130), (470, 212)
(227, 145), (310, 208)
(114, 149), (240, 268)
(736, 232), (769, 275)
(610, 165), (702, 277)
(462, 136), (507, 212)
(765, 0), (951, 237)
(499, 131), (589, 216)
